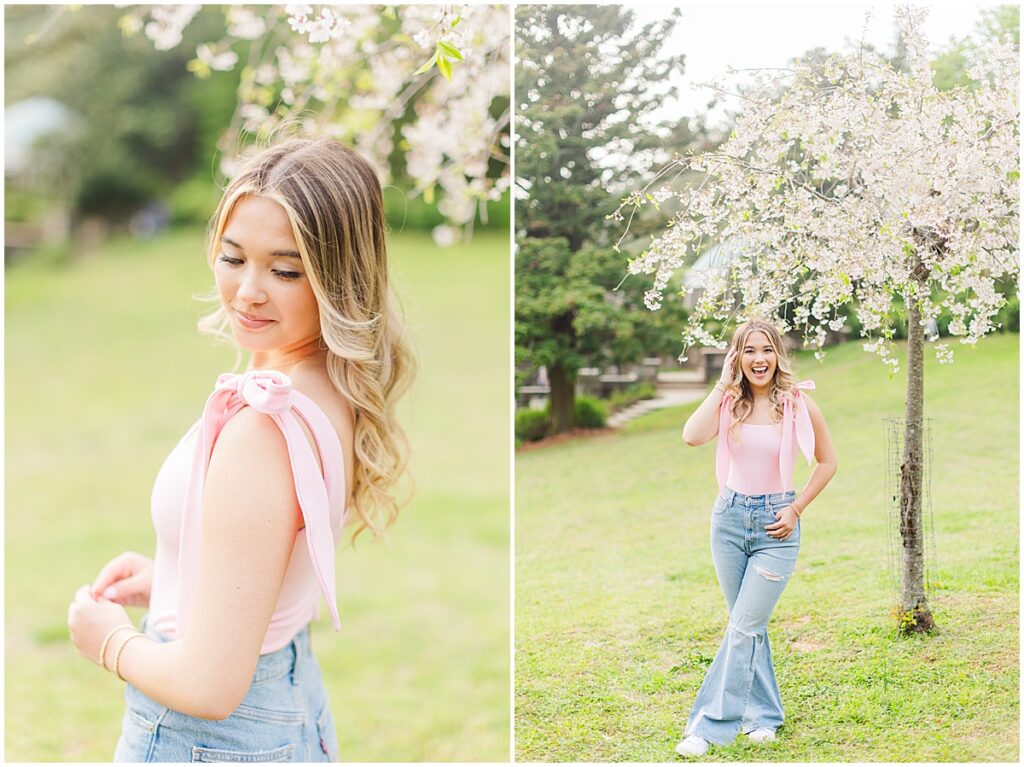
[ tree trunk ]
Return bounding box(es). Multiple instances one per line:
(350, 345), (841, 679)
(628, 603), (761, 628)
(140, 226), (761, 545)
(548, 361), (576, 435)
(899, 295), (937, 634)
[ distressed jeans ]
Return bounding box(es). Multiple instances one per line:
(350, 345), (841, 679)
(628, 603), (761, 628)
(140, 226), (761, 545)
(684, 487), (800, 745)
(114, 616), (339, 762)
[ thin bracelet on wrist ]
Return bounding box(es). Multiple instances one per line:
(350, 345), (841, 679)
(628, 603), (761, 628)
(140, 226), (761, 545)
(112, 632), (146, 682)
(99, 624), (136, 670)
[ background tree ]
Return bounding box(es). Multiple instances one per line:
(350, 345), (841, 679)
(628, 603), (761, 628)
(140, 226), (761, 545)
(5, 4), (509, 243)
(116, 4), (510, 243)
(516, 237), (688, 432)
(619, 7), (1019, 633)
(5, 5), (238, 225)
(515, 4), (706, 433)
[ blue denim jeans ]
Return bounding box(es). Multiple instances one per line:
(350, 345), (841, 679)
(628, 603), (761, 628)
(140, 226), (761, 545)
(684, 487), (800, 745)
(114, 616), (339, 762)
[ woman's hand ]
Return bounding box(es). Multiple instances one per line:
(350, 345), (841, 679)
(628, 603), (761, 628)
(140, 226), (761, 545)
(719, 346), (738, 386)
(91, 551), (154, 607)
(765, 506), (799, 540)
(684, 346), (737, 446)
(67, 585), (134, 668)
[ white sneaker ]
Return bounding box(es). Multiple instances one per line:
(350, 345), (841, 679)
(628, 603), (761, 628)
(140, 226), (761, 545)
(675, 735), (709, 757)
(746, 727), (776, 743)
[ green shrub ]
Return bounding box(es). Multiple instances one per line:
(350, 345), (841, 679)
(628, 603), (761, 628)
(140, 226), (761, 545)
(515, 408), (549, 442)
(383, 188), (510, 232)
(574, 396), (607, 428)
(606, 382), (657, 413)
(936, 305), (953, 337)
(76, 168), (158, 221)
(4, 188), (46, 223)
(998, 295), (1019, 333)
(167, 175), (220, 226)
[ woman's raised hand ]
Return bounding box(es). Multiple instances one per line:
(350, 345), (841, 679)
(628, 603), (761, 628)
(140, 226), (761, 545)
(719, 346), (738, 386)
(91, 551), (154, 608)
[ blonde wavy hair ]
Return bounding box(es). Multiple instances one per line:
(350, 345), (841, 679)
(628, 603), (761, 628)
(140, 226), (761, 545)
(723, 319), (796, 439)
(199, 137), (414, 540)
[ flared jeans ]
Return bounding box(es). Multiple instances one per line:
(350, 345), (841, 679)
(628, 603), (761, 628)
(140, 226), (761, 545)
(684, 487), (800, 745)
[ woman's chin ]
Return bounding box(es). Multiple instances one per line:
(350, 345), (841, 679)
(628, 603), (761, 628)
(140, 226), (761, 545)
(230, 329), (275, 353)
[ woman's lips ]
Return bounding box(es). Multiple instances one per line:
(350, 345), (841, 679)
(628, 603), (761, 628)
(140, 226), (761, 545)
(235, 310), (275, 330)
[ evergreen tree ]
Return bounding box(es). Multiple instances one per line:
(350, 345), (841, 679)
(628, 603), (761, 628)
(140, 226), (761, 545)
(515, 5), (701, 433)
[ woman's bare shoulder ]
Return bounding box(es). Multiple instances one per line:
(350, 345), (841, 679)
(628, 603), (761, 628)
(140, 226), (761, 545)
(288, 365), (355, 440)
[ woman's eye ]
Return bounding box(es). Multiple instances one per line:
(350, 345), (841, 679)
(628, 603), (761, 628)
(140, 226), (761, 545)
(218, 254), (243, 265)
(273, 270), (301, 281)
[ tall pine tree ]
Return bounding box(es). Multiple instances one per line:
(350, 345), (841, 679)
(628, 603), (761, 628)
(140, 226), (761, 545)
(515, 5), (703, 433)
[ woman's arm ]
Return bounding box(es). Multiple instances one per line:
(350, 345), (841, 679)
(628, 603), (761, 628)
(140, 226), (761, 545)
(116, 408), (303, 720)
(682, 346), (737, 446)
(791, 393), (838, 515)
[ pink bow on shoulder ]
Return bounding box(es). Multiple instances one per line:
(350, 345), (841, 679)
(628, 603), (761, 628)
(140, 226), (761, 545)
(216, 370), (295, 414)
(177, 370), (341, 638)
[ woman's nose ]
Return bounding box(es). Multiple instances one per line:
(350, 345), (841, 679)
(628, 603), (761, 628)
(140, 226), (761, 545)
(236, 269), (268, 304)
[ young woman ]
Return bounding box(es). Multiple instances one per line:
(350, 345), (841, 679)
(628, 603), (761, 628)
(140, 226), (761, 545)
(675, 319), (837, 757)
(67, 138), (413, 762)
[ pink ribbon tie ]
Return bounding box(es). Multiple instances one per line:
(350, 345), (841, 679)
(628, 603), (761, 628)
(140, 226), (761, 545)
(177, 370), (342, 638)
(779, 380), (816, 490)
(216, 370), (295, 414)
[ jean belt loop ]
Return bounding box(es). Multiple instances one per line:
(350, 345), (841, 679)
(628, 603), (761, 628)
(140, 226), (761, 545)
(289, 634), (301, 687)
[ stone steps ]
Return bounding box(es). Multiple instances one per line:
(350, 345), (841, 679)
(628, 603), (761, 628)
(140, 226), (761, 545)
(606, 386), (707, 428)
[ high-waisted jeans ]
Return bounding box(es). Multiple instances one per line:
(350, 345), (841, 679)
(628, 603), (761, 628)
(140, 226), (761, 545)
(113, 616), (339, 762)
(684, 487), (800, 745)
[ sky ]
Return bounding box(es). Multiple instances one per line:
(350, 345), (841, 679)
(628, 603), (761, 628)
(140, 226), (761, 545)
(633, 2), (1005, 124)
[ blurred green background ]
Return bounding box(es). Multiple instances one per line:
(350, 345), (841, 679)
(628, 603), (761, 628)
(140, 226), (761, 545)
(6, 4), (510, 762)
(5, 228), (510, 763)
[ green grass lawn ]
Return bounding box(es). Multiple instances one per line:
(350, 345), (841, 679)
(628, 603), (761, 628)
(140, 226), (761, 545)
(516, 334), (1019, 762)
(5, 227), (509, 761)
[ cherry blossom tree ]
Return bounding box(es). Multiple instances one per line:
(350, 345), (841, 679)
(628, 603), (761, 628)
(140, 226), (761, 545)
(617, 8), (1019, 633)
(118, 4), (510, 245)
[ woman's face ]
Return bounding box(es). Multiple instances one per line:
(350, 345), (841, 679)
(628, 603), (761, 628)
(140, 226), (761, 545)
(214, 194), (321, 355)
(738, 329), (777, 388)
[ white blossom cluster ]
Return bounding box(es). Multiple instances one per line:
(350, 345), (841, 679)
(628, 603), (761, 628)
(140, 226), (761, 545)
(119, 5), (510, 245)
(619, 8), (1019, 370)
(118, 4), (200, 50)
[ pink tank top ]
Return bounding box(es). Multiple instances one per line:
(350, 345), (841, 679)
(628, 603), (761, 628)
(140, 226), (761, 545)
(715, 381), (816, 494)
(148, 370), (347, 654)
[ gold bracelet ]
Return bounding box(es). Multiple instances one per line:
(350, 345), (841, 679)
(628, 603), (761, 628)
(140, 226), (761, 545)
(112, 632), (146, 682)
(99, 624), (135, 670)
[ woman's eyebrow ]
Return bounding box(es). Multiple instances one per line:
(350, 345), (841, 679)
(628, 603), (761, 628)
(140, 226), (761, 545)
(221, 235), (300, 258)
